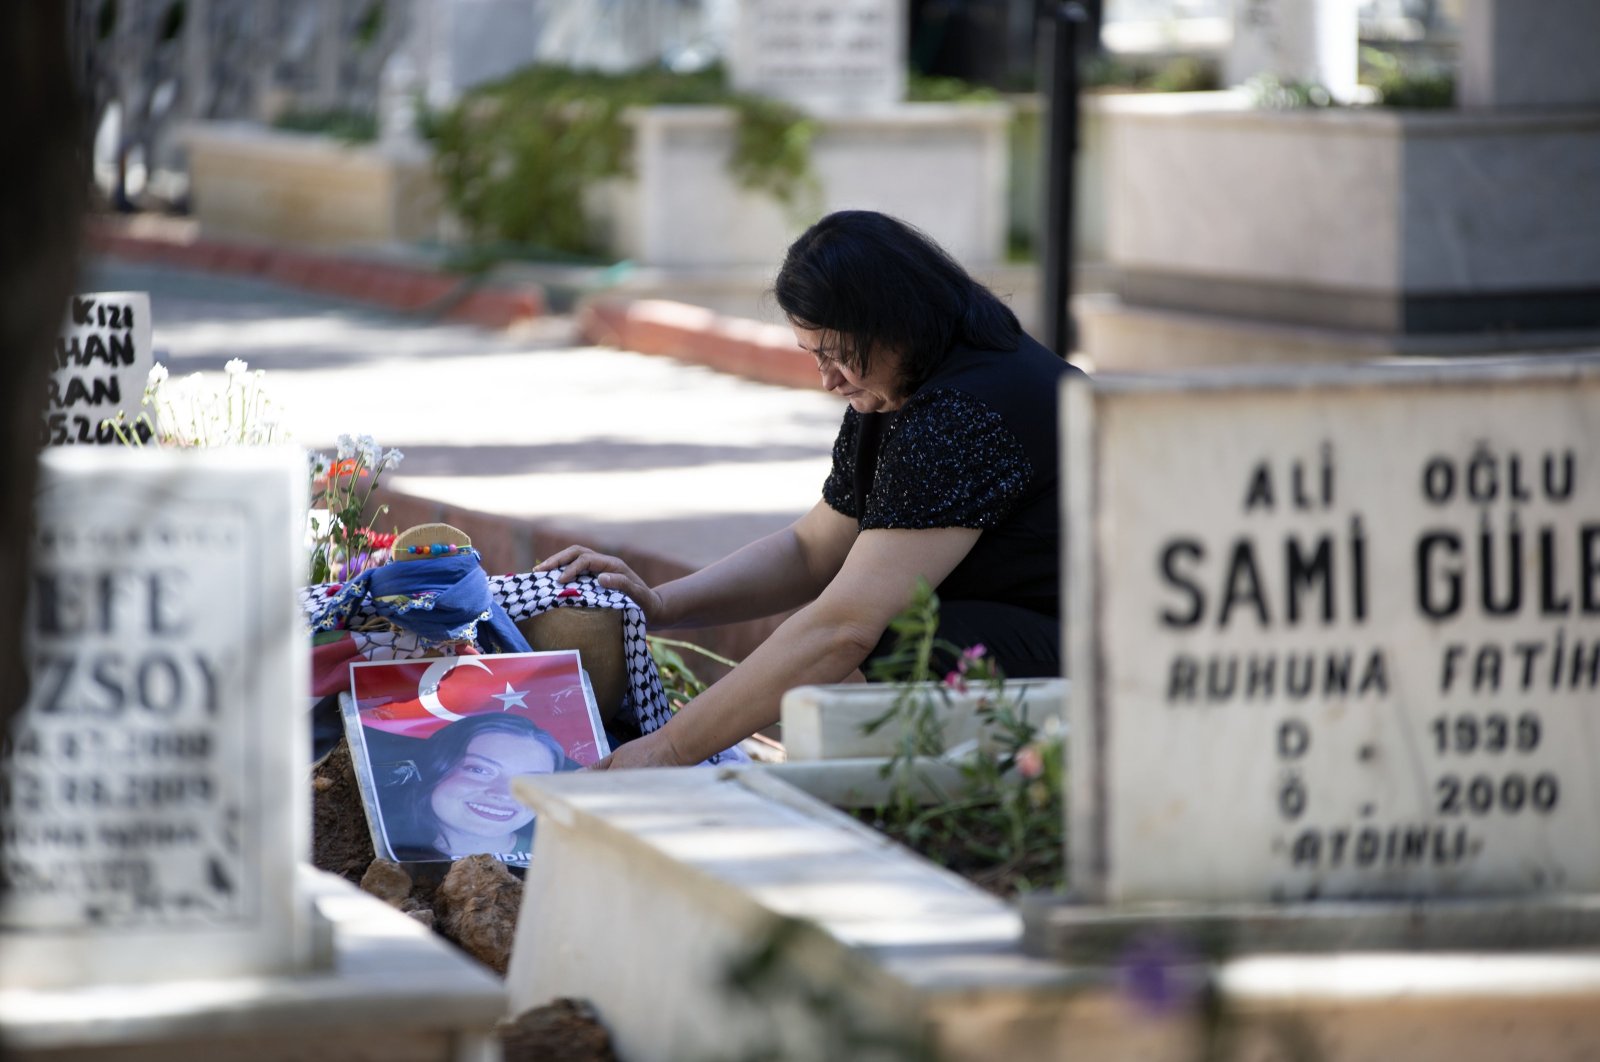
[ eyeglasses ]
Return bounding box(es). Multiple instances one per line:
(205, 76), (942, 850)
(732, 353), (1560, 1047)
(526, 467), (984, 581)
(805, 346), (845, 374)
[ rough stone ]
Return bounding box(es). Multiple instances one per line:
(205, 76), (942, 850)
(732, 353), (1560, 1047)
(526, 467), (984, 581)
(437, 855), (524, 975)
(360, 859), (414, 906)
(400, 900), (438, 931)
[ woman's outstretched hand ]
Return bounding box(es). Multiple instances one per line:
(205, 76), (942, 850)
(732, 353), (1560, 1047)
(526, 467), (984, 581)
(535, 544), (666, 625)
(589, 728), (689, 770)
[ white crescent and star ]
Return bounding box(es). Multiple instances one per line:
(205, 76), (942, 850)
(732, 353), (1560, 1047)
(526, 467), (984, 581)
(491, 683), (529, 710)
(416, 655), (493, 722)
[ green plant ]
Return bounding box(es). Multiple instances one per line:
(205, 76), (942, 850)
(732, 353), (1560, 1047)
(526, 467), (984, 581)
(307, 435), (404, 584)
(1246, 73), (1335, 109)
(857, 580), (1066, 898)
(715, 914), (938, 1062)
(272, 107), (379, 143)
(1082, 54), (1221, 93)
(1361, 46), (1454, 109)
(648, 636), (738, 711)
(424, 63), (818, 258)
(906, 73), (1002, 104)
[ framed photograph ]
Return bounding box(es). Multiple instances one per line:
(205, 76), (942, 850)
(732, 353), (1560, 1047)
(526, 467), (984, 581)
(342, 650), (609, 867)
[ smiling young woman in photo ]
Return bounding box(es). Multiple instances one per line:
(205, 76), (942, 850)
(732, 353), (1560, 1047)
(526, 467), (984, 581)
(386, 713), (576, 863)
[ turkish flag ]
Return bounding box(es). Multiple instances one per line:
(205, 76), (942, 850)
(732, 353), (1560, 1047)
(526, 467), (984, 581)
(349, 650), (606, 765)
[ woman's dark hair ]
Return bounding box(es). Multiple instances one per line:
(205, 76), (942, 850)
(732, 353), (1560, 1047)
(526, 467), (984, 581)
(773, 210), (1022, 394)
(385, 713), (574, 860)
(412, 713), (575, 783)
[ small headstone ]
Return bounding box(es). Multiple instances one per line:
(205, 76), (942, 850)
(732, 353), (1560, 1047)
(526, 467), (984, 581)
(1065, 362), (1600, 904)
(0, 447), (310, 988)
(729, 0), (906, 113)
(1226, 0), (1358, 103)
(45, 292), (153, 447)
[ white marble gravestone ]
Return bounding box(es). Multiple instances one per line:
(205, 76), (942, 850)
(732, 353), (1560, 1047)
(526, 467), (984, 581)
(1065, 360), (1600, 904)
(45, 292), (153, 447)
(1226, 0), (1358, 103)
(729, 0), (906, 113)
(0, 447), (311, 989)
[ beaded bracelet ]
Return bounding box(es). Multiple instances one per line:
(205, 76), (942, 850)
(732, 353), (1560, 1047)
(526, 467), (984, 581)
(404, 543), (472, 557)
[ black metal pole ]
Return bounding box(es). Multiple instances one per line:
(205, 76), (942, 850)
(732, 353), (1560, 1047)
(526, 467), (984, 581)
(1040, 1), (1089, 358)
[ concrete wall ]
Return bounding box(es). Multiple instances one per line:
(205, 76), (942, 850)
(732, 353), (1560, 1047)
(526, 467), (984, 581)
(601, 102), (1011, 270)
(184, 123), (442, 248)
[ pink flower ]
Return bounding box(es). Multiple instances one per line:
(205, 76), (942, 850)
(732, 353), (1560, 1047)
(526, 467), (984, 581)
(961, 643), (987, 662)
(1016, 744), (1044, 780)
(943, 670), (967, 692)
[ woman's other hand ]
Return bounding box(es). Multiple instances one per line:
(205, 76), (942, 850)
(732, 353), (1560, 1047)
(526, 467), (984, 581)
(588, 728), (689, 770)
(536, 545), (666, 625)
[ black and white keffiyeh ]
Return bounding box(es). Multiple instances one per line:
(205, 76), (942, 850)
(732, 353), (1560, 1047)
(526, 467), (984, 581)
(297, 569), (743, 764)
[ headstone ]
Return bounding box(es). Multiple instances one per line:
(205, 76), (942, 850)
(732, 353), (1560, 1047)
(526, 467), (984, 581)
(1459, 0), (1600, 110)
(1065, 361), (1600, 904)
(729, 0), (906, 113)
(0, 447), (311, 989)
(1226, 0), (1358, 103)
(45, 292), (153, 447)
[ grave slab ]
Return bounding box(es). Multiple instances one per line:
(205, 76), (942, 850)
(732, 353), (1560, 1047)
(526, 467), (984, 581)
(504, 767), (1086, 1062)
(2, 447), (310, 988)
(779, 678), (1066, 761)
(1064, 359), (1600, 905)
(0, 867), (505, 1062)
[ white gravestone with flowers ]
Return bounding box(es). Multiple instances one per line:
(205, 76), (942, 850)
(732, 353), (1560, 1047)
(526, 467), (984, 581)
(1040, 360), (1600, 950)
(0, 446), (313, 988)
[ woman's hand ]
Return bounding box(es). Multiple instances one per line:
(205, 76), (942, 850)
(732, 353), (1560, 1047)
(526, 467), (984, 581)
(589, 728), (690, 770)
(536, 544), (666, 625)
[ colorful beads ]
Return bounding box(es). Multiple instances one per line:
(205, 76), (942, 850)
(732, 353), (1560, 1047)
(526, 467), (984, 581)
(405, 543), (470, 556)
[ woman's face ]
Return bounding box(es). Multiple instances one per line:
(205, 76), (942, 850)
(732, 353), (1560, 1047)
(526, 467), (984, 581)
(429, 730), (554, 854)
(793, 324), (904, 414)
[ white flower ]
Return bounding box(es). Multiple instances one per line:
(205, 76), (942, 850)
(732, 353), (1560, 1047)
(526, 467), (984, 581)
(382, 447), (405, 470)
(225, 358), (249, 377)
(309, 451), (331, 478)
(336, 433), (356, 460)
(357, 434), (381, 468)
(146, 363), (169, 387)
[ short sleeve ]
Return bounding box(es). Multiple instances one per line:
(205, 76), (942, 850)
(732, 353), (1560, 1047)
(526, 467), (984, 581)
(821, 407), (860, 517)
(861, 389), (1031, 530)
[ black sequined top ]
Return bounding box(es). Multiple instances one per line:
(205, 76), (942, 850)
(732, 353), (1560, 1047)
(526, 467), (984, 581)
(822, 334), (1078, 617)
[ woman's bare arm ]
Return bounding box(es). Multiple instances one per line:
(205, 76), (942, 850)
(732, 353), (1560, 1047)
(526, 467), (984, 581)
(538, 499), (858, 629)
(596, 524), (982, 767)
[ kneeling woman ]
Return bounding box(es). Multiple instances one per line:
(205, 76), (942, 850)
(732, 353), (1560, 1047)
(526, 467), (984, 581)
(540, 210), (1079, 769)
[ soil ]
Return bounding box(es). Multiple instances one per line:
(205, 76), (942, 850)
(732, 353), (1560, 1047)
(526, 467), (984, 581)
(499, 999), (619, 1062)
(310, 739), (376, 881)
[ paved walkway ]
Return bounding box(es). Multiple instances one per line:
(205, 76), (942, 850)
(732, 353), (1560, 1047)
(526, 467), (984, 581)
(87, 259), (844, 574)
